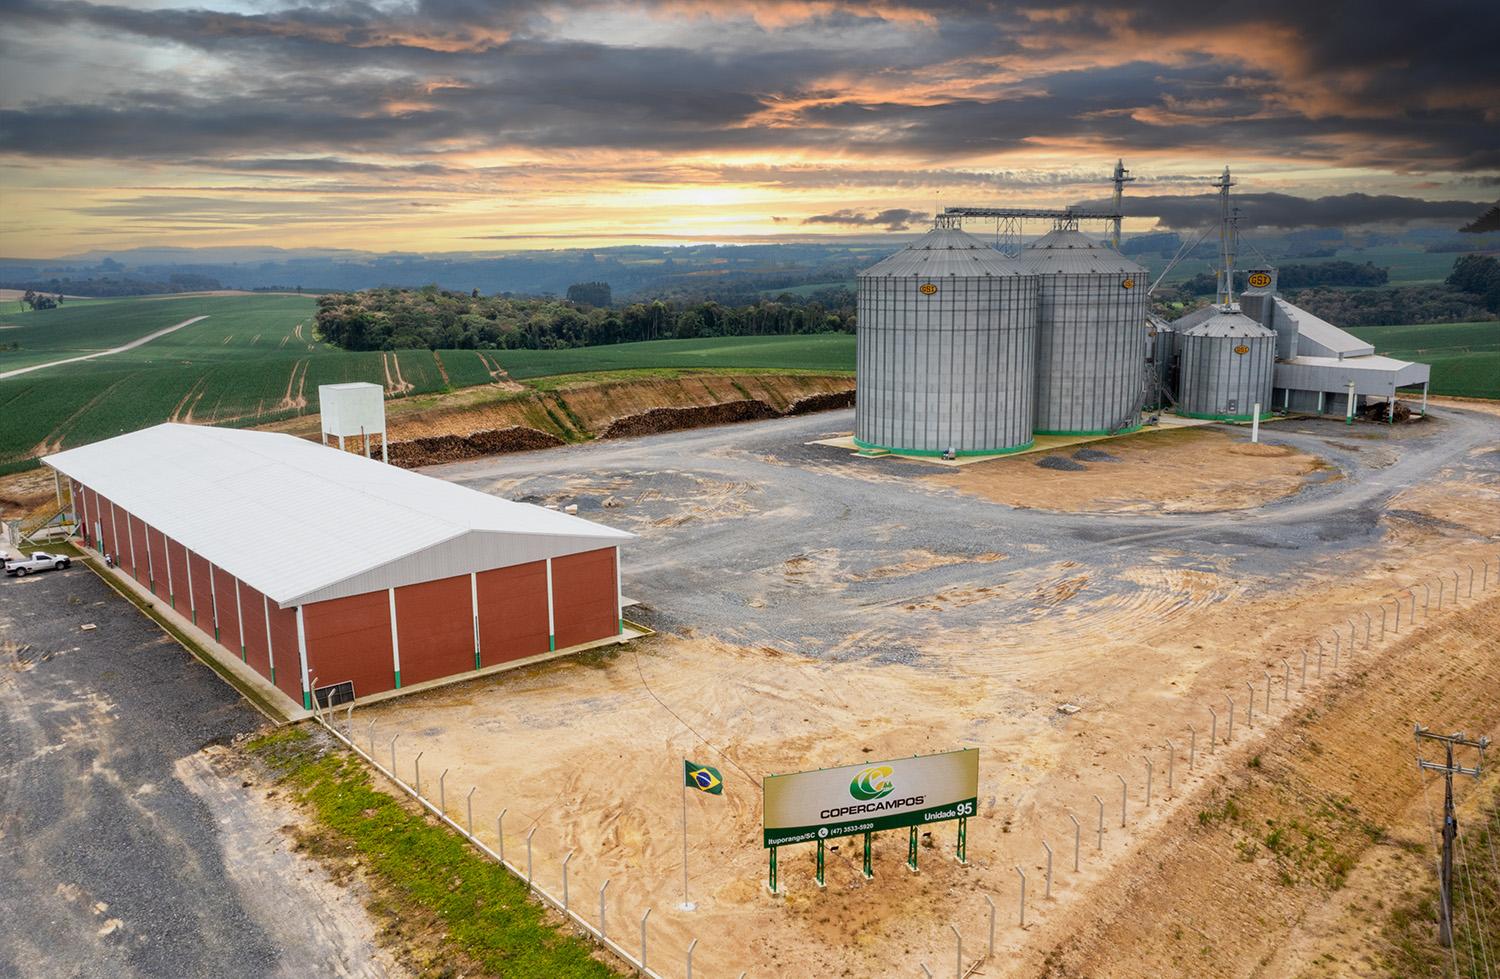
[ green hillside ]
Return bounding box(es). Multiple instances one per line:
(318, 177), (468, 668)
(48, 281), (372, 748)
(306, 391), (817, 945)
(1347, 320), (1500, 399)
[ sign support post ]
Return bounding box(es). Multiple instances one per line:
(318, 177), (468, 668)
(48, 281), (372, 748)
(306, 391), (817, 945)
(957, 816), (968, 864)
(768, 846), (778, 895)
(815, 838), (825, 888)
(907, 826), (919, 873)
(863, 831), (873, 879)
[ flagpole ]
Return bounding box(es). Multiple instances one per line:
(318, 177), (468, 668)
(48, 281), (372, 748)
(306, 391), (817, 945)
(681, 772), (695, 911)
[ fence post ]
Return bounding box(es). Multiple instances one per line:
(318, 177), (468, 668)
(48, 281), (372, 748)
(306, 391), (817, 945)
(1116, 774), (1127, 827)
(1208, 707), (1217, 751)
(497, 809), (506, 863)
(562, 850), (574, 911)
(466, 786), (476, 837)
(1282, 659), (1291, 702)
(1394, 597), (1401, 632)
(1067, 811), (1080, 870)
(1332, 632), (1340, 672)
(526, 827), (537, 889)
(1466, 564), (1474, 598)
(368, 719), (376, 756)
(640, 908), (651, 971)
(1188, 724), (1197, 768)
(1225, 696), (1234, 743)
(1264, 671), (1272, 713)
(1165, 740), (1175, 795)
(1043, 840), (1053, 898)
(1451, 570), (1461, 604)
(1382, 603), (1389, 637)
(599, 879), (609, 939)
(1301, 649), (1308, 689)
(951, 923), (963, 978)
(389, 733), (400, 773)
(439, 768), (448, 813)
(984, 894), (996, 957)
(1093, 795), (1104, 850)
(1363, 611), (1372, 644)
(920, 966), (933, 979)
(687, 938), (698, 979)
(1015, 868), (1026, 928)
(1316, 642), (1324, 679)
(1436, 576), (1443, 611)
(1246, 682), (1254, 728)
(1143, 758), (1153, 807)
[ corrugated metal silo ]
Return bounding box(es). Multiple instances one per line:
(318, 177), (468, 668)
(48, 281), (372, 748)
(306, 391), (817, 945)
(855, 222), (1038, 455)
(1021, 229), (1149, 434)
(1175, 308), (1277, 420)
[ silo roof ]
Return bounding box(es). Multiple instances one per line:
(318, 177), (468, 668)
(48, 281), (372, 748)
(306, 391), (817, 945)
(1020, 228), (1147, 275)
(1181, 309), (1277, 339)
(859, 226), (1029, 278)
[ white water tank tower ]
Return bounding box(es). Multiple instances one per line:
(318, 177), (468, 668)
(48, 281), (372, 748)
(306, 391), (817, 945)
(319, 382), (387, 461)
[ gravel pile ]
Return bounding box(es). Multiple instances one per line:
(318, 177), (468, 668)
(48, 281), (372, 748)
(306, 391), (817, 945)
(388, 427), (565, 467)
(600, 400), (779, 439)
(1036, 455), (1087, 471)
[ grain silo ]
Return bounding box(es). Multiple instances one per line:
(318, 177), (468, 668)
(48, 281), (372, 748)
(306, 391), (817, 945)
(855, 219), (1038, 455)
(1021, 229), (1148, 434)
(1175, 308), (1276, 420)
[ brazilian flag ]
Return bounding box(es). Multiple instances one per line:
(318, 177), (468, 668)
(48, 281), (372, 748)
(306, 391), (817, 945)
(685, 760), (723, 795)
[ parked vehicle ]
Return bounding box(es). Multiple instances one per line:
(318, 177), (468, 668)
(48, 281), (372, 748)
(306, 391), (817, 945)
(4, 551), (71, 576)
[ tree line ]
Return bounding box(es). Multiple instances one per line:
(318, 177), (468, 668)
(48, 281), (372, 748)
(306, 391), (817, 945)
(315, 284), (855, 351)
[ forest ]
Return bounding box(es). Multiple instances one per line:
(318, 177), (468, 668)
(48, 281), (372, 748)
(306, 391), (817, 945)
(315, 285), (855, 351)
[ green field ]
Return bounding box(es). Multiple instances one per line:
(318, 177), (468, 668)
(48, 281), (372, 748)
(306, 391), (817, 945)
(492, 333), (854, 379)
(1347, 320), (1500, 399)
(0, 295), (856, 472)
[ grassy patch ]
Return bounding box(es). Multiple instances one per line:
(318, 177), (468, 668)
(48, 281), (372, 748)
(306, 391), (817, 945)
(247, 727), (619, 979)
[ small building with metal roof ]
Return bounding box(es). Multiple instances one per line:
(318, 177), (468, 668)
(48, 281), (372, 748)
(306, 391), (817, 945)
(45, 423), (634, 711)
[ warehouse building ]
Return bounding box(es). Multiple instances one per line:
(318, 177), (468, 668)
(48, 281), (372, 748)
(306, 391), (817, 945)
(45, 423), (633, 711)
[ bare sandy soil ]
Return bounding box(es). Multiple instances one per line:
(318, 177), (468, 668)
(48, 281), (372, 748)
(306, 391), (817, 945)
(926, 426), (1329, 514)
(353, 404), (1500, 979)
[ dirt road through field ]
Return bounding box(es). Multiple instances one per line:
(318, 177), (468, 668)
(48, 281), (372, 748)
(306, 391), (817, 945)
(0, 315), (208, 379)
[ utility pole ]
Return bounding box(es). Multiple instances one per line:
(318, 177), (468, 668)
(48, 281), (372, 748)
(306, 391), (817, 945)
(1212, 165), (1237, 306)
(1413, 725), (1489, 947)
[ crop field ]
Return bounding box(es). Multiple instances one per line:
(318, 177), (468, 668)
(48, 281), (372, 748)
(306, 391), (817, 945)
(0, 294), (512, 472)
(490, 333), (855, 379)
(1348, 320), (1500, 398)
(0, 297), (855, 472)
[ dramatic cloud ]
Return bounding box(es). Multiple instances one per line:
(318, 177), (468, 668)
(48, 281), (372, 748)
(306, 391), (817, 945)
(803, 208), (928, 230)
(0, 0), (1496, 253)
(1076, 193), (1494, 231)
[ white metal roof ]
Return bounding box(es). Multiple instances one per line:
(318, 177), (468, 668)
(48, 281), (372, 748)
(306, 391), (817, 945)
(1274, 354), (1430, 395)
(1181, 310), (1276, 339)
(1020, 229), (1146, 275)
(45, 424), (632, 608)
(1272, 299), (1376, 358)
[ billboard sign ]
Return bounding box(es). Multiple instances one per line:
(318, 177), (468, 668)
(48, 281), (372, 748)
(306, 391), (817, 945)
(762, 749), (978, 848)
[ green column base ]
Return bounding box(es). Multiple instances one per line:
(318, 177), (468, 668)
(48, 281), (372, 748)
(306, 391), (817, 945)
(270, 666), (276, 685)
(394, 669), (402, 689)
(618, 618), (624, 635)
(214, 626), (220, 641)
(302, 690), (312, 710)
(169, 593), (175, 610)
(474, 650), (481, 670)
(548, 635), (556, 651)
(240, 645), (246, 662)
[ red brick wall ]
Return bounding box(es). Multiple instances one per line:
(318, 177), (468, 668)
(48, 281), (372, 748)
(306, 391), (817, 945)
(550, 548), (619, 650)
(301, 591), (396, 700)
(237, 580), (274, 683)
(476, 561), (550, 665)
(128, 514), (149, 584)
(96, 494), (118, 559)
(145, 525), (168, 596)
(212, 565), (242, 654)
(267, 602), (303, 705)
(187, 550), (214, 629)
(164, 536), (190, 612)
(394, 574), (475, 686)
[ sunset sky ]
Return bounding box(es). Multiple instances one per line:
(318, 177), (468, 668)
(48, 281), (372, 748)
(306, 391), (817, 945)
(1, 0), (1496, 256)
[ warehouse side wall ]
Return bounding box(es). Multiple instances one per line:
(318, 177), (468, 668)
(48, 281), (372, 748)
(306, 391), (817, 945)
(128, 514), (148, 585)
(301, 590), (397, 701)
(394, 575), (476, 686)
(476, 561), (550, 665)
(551, 548), (620, 650)
(237, 579), (275, 685)
(164, 535), (190, 613)
(267, 601), (303, 705)
(187, 549), (213, 630)
(145, 525), (168, 597)
(212, 565), (242, 655)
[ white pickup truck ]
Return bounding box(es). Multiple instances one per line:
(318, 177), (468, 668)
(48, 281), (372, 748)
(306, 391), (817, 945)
(4, 551), (72, 576)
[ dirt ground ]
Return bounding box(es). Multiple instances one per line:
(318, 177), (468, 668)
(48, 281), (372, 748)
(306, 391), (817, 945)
(353, 402), (1500, 979)
(925, 426), (1330, 514)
